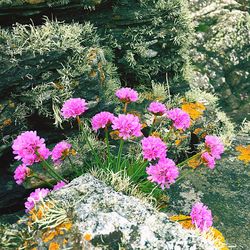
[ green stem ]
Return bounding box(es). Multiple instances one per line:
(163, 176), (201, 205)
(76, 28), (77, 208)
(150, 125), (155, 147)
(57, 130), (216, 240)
(105, 128), (110, 167)
(123, 102), (128, 114)
(76, 116), (101, 167)
(80, 123), (102, 167)
(41, 159), (64, 182)
(116, 139), (124, 172)
(83, 159), (92, 169)
(177, 152), (201, 168)
(131, 161), (148, 181)
(35, 151), (64, 181)
(32, 173), (53, 188)
(41, 164), (57, 180)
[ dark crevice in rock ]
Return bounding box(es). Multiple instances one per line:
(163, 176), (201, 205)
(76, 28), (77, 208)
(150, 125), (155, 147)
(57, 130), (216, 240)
(91, 230), (123, 249)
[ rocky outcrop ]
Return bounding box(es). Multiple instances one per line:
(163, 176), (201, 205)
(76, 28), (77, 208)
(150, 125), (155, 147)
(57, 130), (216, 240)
(189, 0), (250, 122)
(0, 0), (193, 161)
(28, 174), (216, 249)
(0, 1), (193, 215)
(0, 0), (193, 89)
(168, 133), (250, 249)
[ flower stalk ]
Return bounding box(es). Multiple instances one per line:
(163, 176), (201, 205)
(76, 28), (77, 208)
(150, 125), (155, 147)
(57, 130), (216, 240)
(177, 152), (202, 168)
(41, 159), (65, 182)
(78, 117), (101, 167)
(105, 127), (111, 167)
(165, 126), (173, 141)
(116, 139), (124, 171)
(123, 102), (128, 114)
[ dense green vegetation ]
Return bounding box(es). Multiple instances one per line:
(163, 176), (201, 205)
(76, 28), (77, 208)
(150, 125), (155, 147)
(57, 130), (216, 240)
(0, 0), (249, 249)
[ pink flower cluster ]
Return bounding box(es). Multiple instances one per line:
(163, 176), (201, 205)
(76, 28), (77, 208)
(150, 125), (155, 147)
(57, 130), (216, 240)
(53, 181), (66, 191)
(141, 136), (167, 161)
(166, 108), (191, 131)
(148, 101), (167, 116)
(25, 188), (50, 212)
(14, 164), (30, 185)
(202, 135), (224, 169)
(112, 114), (142, 140)
(51, 141), (72, 164)
(205, 135), (224, 160)
(91, 111), (115, 132)
(12, 131), (50, 166)
(115, 87), (138, 103)
(190, 202), (213, 232)
(25, 182), (67, 212)
(146, 158), (179, 189)
(61, 98), (88, 119)
(201, 152), (215, 169)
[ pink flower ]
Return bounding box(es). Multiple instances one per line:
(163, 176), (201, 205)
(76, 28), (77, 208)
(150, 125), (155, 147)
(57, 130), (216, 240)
(115, 87), (138, 103)
(141, 136), (167, 161)
(12, 131), (50, 166)
(201, 152), (215, 169)
(37, 146), (51, 161)
(14, 164), (30, 185)
(61, 98), (88, 119)
(112, 114), (142, 140)
(166, 108), (191, 130)
(190, 202), (213, 232)
(91, 112), (115, 132)
(205, 135), (224, 160)
(146, 158), (179, 189)
(148, 102), (167, 116)
(25, 188), (50, 212)
(53, 181), (66, 191)
(51, 141), (72, 164)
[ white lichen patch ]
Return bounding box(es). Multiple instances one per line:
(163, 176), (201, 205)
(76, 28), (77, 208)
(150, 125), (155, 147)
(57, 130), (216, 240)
(47, 174), (216, 249)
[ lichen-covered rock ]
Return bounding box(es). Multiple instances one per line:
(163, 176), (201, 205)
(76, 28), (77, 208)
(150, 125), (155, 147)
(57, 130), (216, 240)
(0, 0), (104, 7)
(0, 19), (120, 212)
(0, 0), (193, 91)
(189, 0), (250, 122)
(0, 1), (194, 216)
(0, 1), (194, 164)
(0, 0), (194, 158)
(0, 19), (119, 150)
(26, 174), (216, 249)
(90, 0), (193, 91)
(168, 133), (250, 249)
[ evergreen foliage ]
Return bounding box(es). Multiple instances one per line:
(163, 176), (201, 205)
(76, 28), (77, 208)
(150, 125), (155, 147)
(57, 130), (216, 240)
(91, 0), (193, 89)
(0, 0), (104, 8)
(0, 19), (119, 152)
(0, 0), (193, 154)
(0, 0), (193, 90)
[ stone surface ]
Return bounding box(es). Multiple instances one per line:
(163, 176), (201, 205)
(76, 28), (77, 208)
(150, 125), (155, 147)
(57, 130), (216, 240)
(45, 174), (216, 249)
(0, 0), (193, 90)
(168, 134), (250, 249)
(189, 0), (250, 122)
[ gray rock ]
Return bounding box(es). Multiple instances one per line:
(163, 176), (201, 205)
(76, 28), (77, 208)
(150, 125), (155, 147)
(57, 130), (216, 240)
(168, 135), (250, 249)
(188, 0), (250, 123)
(46, 174), (216, 249)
